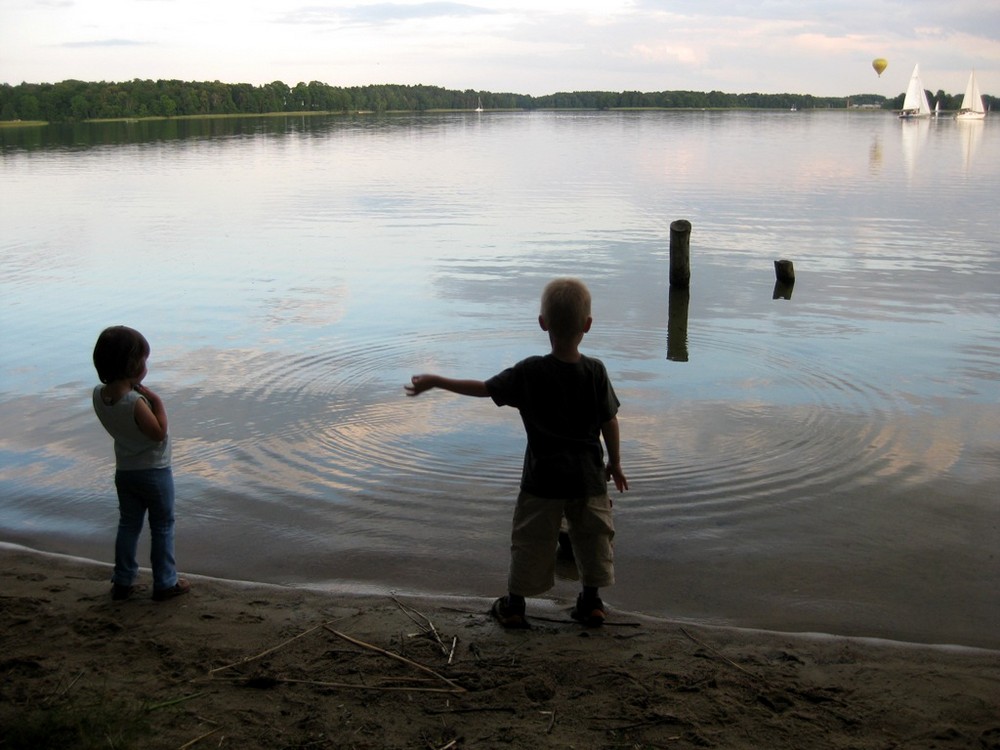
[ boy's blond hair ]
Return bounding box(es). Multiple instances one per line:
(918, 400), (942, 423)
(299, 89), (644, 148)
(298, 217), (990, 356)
(540, 278), (591, 339)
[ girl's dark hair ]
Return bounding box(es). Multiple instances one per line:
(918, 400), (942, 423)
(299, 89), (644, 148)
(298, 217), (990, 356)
(93, 326), (150, 384)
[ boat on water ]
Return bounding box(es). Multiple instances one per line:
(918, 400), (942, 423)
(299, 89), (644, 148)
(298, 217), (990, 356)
(956, 71), (987, 121)
(475, 97), (483, 113)
(898, 64), (932, 119)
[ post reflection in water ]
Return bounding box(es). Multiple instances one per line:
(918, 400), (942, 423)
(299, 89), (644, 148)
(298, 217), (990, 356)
(666, 286), (690, 362)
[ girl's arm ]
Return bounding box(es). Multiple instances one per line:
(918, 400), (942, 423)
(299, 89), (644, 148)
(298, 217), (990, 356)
(133, 384), (169, 442)
(406, 374), (489, 398)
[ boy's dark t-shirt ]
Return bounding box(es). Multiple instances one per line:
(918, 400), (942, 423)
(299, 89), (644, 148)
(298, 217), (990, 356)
(485, 353), (620, 499)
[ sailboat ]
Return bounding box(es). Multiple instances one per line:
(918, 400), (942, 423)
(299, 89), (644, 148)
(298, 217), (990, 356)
(898, 64), (932, 119)
(956, 71), (986, 121)
(475, 97), (483, 113)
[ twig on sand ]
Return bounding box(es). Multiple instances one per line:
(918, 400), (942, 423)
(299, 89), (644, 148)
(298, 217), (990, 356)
(391, 594), (450, 656)
(543, 708), (557, 733)
(145, 692), (206, 712)
(680, 627), (759, 679)
(323, 625), (466, 693)
(208, 619), (339, 675)
(176, 726), (221, 749)
(47, 669), (85, 705)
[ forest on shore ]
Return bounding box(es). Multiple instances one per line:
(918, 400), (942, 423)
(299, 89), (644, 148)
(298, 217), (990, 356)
(1, 78), (991, 123)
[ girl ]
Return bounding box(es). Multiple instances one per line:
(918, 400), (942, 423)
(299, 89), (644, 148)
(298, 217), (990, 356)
(92, 326), (190, 601)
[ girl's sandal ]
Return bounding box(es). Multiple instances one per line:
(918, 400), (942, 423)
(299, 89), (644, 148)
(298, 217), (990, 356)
(111, 583), (138, 601)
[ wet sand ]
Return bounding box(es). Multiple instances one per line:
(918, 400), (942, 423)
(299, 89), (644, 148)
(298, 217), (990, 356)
(2, 543), (999, 749)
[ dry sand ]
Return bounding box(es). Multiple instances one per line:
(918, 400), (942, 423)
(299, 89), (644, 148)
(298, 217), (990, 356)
(2, 543), (998, 749)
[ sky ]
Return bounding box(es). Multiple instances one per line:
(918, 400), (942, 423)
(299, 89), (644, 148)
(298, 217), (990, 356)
(2, 0), (999, 98)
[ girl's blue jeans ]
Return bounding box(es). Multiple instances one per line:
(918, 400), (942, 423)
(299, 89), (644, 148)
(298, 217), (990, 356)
(113, 467), (178, 591)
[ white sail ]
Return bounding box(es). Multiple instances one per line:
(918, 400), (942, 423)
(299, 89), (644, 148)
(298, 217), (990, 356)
(956, 71), (986, 121)
(899, 64), (932, 119)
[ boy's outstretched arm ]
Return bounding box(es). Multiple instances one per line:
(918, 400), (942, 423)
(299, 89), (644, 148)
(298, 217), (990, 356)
(406, 374), (490, 398)
(601, 416), (628, 493)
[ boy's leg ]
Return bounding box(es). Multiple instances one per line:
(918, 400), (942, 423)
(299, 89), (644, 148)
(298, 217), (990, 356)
(565, 493), (615, 625)
(112, 471), (147, 588)
(564, 492), (615, 588)
(507, 491), (564, 598)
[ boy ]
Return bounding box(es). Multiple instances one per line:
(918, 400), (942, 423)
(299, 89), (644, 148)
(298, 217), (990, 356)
(406, 278), (627, 628)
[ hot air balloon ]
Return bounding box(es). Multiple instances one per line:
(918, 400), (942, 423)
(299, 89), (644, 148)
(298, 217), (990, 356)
(872, 58), (888, 77)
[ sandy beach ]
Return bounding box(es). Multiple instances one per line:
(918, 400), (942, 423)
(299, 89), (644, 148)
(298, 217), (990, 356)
(2, 542), (998, 749)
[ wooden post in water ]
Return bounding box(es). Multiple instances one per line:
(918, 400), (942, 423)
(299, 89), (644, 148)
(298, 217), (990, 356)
(669, 220), (692, 287)
(773, 259), (795, 300)
(774, 259), (795, 283)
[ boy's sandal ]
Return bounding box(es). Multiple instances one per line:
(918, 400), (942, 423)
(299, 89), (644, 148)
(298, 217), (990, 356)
(570, 598), (607, 628)
(490, 597), (530, 629)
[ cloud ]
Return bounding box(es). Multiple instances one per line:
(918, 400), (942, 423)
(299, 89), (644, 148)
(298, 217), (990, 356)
(59, 39), (149, 48)
(1, 0), (997, 96)
(276, 2), (495, 27)
(629, 42), (705, 67)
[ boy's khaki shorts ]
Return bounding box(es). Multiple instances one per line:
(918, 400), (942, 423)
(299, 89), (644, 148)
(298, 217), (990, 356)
(507, 490), (615, 597)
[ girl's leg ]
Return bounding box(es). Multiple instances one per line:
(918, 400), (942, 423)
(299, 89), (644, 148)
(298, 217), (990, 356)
(112, 472), (146, 587)
(144, 468), (178, 592)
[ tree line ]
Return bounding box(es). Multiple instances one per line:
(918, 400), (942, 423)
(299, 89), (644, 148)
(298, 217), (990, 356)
(1, 79), (992, 123)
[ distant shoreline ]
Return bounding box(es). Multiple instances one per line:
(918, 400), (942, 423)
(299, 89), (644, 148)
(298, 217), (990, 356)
(0, 107), (901, 129)
(1, 80), (901, 125)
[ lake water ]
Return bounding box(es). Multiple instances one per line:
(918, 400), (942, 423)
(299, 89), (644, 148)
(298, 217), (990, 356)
(2, 110), (998, 649)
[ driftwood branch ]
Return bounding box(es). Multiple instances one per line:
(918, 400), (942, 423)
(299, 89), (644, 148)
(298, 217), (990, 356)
(323, 625), (466, 693)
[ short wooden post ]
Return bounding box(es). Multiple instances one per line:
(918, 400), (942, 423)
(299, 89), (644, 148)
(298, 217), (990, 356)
(774, 259), (795, 282)
(773, 259), (795, 300)
(670, 220), (692, 287)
